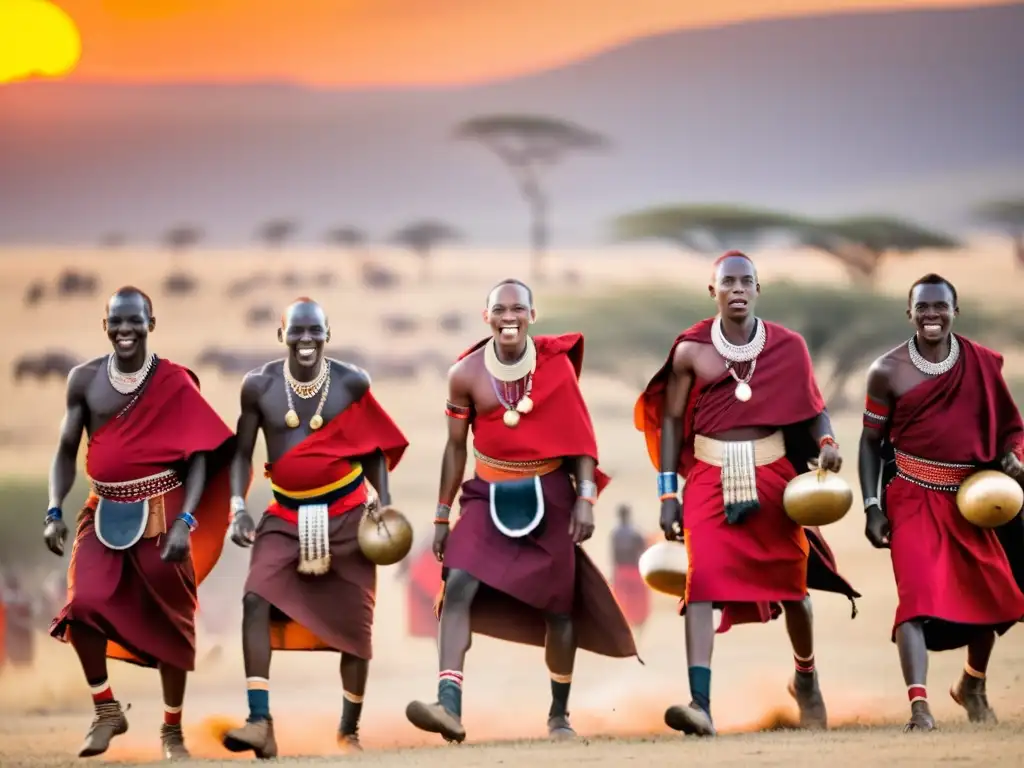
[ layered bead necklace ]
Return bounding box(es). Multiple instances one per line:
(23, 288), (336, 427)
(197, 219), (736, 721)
(908, 334), (960, 376)
(710, 316), (766, 402)
(484, 336), (536, 428)
(107, 352), (156, 395)
(284, 358), (331, 430)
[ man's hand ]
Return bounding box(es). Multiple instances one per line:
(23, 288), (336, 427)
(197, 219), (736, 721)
(1001, 451), (1024, 480)
(230, 510), (256, 548)
(660, 497), (683, 542)
(819, 443), (843, 473)
(43, 517), (68, 557)
(569, 498), (595, 544)
(432, 523), (450, 562)
(865, 504), (891, 549)
(161, 518), (192, 562)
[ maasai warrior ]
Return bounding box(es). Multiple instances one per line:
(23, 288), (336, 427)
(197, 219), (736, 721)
(858, 273), (1024, 732)
(222, 298), (408, 758)
(45, 287), (236, 759)
(405, 279), (638, 744)
(635, 252), (860, 737)
(611, 505), (650, 629)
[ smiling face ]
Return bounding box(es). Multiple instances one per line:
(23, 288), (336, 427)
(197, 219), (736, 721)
(709, 255), (759, 321)
(908, 282), (957, 345)
(103, 291), (154, 363)
(484, 282), (535, 354)
(278, 301), (329, 369)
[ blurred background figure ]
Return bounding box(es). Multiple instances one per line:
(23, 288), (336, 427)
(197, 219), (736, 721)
(610, 505), (650, 632)
(403, 541), (442, 640)
(1, 571), (36, 669)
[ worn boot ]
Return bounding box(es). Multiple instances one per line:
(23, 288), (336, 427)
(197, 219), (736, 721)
(787, 671), (828, 730)
(547, 713), (577, 740)
(222, 717), (278, 759)
(664, 703), (716, 737)
(160, 723), (190, 760)
(77, 700), (129, 758)
(405, 700), (467, 744)
(903, 700), (937, 733)
(950, 672), (997, 724)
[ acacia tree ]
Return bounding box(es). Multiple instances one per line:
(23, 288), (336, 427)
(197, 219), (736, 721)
(795, 216), (960, 287)
(973, 199), (1024, 269)
(610, 204), (802, 254)
(390, 220), (462, 281)
(257, 218), (299, 250)
(453, 114), (608, 281)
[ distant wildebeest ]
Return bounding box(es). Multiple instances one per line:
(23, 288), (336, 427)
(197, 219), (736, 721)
(13, 351), (82, 383)
(162, 271), (199, 296)
(245, 304), (277, 327)
(23, 281), (45, 306)
(437, 312), (464, 334)
(56, 269), (99, 298)
(360, 262), (400, 290)
(225, 273), (272, 298)
(381, 314), (419, 335)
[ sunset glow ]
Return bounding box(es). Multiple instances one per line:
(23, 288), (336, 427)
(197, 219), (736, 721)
(8, 0), (1011, 87)
(0, 0), (81, 84)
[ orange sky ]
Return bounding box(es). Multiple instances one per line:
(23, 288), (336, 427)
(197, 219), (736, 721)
(48, 0), (1007, 86)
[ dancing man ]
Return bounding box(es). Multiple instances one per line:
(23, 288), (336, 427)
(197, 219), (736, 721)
(635, 252), (859, 736)
(405, 279), (638, 744)
(222, 298), (408, 757)
(858, 273), (1024, 732)
(46, 286), (236, 759)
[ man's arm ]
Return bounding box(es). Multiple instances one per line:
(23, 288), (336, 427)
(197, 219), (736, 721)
(178, 453), (208, 519)
(230, 372), (265, 505)
(660, 342), (697, 478)
(436, 364), (472, 521)
(47, 366), (91, 511)
(858, 360), (894, 508)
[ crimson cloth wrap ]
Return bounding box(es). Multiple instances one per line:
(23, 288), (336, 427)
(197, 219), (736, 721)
(244, 389), (409, 659)
(883, 335), (1024, 650)
(634, 318), (860, 633)
(613, 564), (651, 628)
(456, 333), (610, 493)
(408, 546), (443, 639)
(51, 360), (236, 670)
(435, 333), (637, 659)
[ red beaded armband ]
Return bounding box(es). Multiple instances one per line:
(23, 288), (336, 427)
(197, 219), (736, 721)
(434, 517), (451, 526)
(862, 395), (890, 429)
(819, 435), (838, 450)
(445, 401), (471, 420)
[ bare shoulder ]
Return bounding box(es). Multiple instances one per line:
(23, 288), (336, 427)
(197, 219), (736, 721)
(329, 358), (371, 398)
(671, 340), (701, 373)
(66, 356), (104, 395)
(240, 361), (279, 399)
(449, 346), (482, 380)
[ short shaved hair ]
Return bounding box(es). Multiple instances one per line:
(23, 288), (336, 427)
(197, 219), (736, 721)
(486, 278), (533, 307)
(710, 250), (757, 282)
(106, 285), (154, 316)
(280, 296), (326, 328)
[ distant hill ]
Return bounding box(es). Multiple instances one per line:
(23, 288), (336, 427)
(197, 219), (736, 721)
(1, 4), (1022, 246)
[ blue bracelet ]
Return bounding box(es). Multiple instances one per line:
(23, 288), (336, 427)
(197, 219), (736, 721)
(177, 512), (198, 533)
(45, 507), (62, 524)
(657, 472), (679, 497)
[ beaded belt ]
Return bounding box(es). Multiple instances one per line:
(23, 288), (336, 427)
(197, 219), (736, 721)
(894, 450), (974, 492)
(91, 469), (182, 503)
(473, 448), (562, 483)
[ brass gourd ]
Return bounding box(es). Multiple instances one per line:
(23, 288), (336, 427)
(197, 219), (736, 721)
(956, 470), (1023, 529)
(357, 503), (413, 566)
(638, 540), (689, 597)
(782, 468), (853, 527)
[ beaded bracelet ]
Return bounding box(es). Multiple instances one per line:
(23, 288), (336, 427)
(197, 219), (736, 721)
(177, 512), (198, 533)
(657, 471), (679, 498)
(45, 507), (62, 524)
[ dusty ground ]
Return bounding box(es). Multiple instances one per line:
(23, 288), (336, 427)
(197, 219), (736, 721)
(1, 242), (1023, 765)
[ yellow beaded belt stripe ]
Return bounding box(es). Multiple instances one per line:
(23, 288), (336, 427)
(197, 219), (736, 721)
(270, 463), (365, 510)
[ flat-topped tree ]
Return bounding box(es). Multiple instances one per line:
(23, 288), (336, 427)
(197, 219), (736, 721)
(610, 204), (803, 254)
(796, 215), (960, 287)
(454, 114), (608, 281)
(973, 199), (1024, 269)
(390, 219), (462, 281)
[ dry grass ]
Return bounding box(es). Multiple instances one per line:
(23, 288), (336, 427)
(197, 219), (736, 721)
(0, 240), (1022, 765)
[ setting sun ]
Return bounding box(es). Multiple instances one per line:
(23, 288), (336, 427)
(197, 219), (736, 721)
(0, 0), (81, 84)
